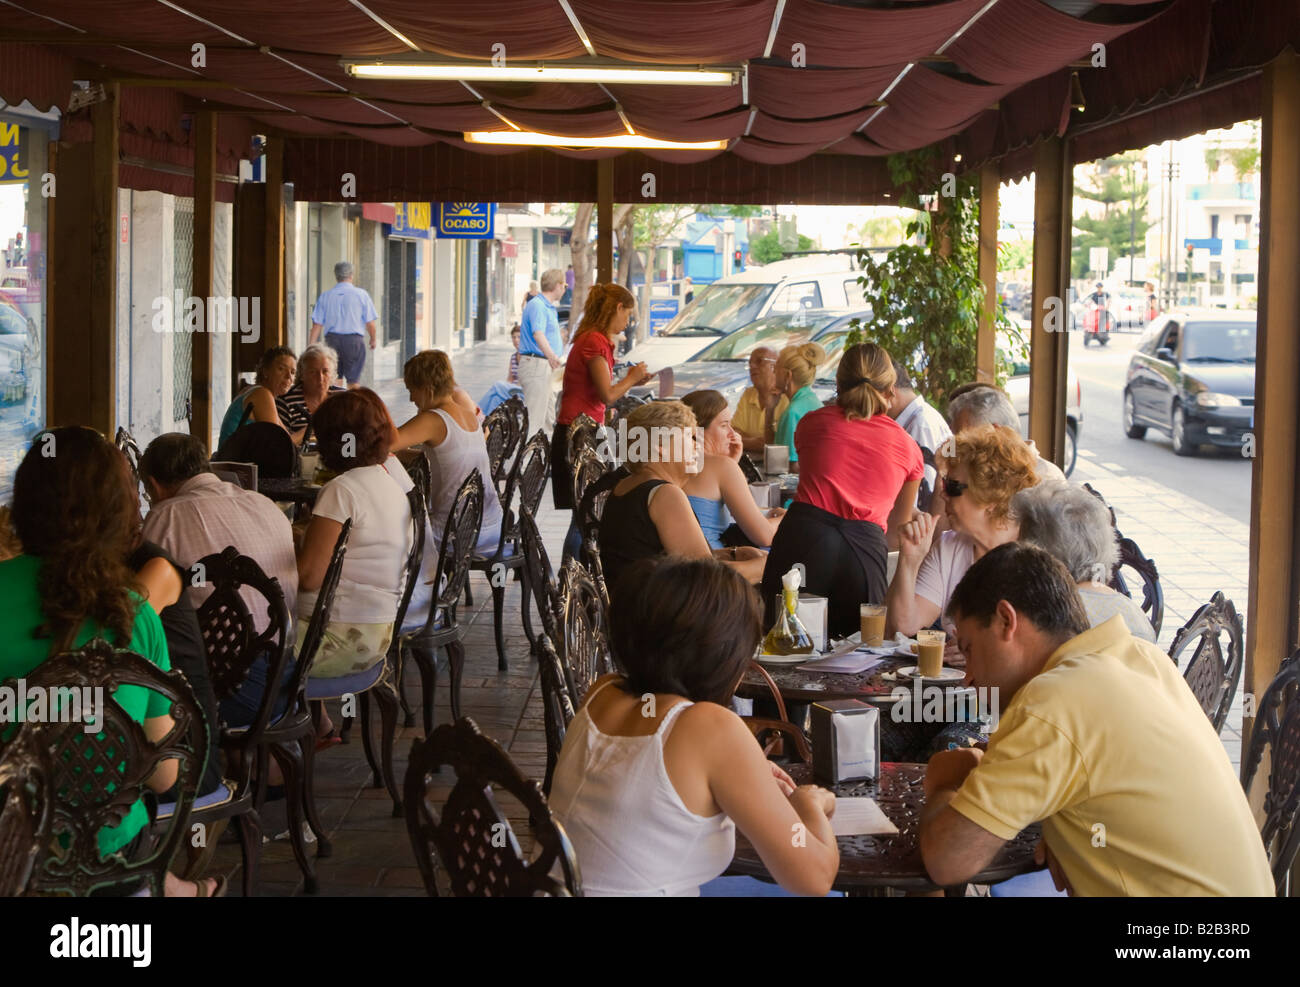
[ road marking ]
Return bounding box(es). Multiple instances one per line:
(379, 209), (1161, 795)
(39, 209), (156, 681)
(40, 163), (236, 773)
(1099, 462), (1125, 470)
(1077, 449), (1096, 458)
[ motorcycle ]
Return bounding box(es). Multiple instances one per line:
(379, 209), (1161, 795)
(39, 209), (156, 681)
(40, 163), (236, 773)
(1082, 302), (1113, 347)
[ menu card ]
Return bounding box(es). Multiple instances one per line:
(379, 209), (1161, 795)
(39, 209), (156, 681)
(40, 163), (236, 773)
(831, 797), (898, 837)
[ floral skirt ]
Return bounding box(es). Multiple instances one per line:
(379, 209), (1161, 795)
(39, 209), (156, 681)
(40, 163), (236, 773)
(298, 620), (394, 679)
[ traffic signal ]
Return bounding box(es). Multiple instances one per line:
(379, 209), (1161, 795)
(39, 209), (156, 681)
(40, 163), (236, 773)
(734, 249), (742, 265)
(1186, 244), (1194, 262)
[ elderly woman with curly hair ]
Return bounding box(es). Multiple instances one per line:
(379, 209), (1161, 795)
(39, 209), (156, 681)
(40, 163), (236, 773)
(297, 389), (414, 681)
(885, 423), (1040, 639)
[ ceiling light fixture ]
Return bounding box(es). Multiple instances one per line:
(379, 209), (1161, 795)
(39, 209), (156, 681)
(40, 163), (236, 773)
(464, 130), (728, 150)
(344, 59), (742, 86)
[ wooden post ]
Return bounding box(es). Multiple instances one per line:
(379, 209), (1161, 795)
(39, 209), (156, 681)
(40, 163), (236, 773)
(48, 82), (118, 432)
(976, 162), (999, 383)
(263, 137), (286, 349)
(1245, 49), (1300, 780)
(597, 157), (613, 283)
(191, 110), (216, 451)
(1027, 137), (1070, 465)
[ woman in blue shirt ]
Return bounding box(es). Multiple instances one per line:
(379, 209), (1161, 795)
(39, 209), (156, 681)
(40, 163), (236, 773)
(773, 342), (827, 469)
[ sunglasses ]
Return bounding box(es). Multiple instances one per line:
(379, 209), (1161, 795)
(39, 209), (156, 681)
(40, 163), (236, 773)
(943, 476), (968, 498)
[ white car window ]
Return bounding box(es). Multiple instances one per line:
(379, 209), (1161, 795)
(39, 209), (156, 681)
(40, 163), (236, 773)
(768, 281), (822, 314)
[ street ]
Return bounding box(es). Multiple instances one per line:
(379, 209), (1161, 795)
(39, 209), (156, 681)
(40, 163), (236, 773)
(1065, 330), (1253, 526)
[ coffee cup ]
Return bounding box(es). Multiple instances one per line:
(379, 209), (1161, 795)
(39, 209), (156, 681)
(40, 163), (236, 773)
(859, 604), (886, 647)
(917, 629), (945, 678)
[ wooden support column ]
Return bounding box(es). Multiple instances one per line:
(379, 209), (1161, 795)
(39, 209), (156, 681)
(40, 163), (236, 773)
(976, 162), (999, 383)
(1027, 136), (1071, 465)
(191, 110), (216, 451)
(597, 157), (613, 283)
(48, 82), (118, 433)
(1245, 49), (1300, 768)
(263, 137), (286, 349)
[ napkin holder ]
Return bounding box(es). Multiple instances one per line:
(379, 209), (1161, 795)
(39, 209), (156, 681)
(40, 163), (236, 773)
(812, 699), (880, 784)
(749, 480), (781, 509)
(764, 444), (790, 474)
(796, 593), (828, 653)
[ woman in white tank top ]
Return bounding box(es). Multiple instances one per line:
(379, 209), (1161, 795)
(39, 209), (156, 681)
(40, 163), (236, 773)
(547, 557), (839, 896)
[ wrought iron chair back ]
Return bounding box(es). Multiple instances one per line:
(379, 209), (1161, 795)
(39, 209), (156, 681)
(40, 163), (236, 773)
(571, 444), (612, 514)
(0, 728), (52, 896)
(576, 465), (625, 608)
(16, 641), (208, 896)
(1111, 536), (1164, 637)
(566, 413), (601, 470)
(295, 518), (353, 692)
(400, 447), (433, 507)
(1240, 652), (1300, 895)
(739, 454), (764, 485)
(1167, 591), (1243, 733)
(193, 547), (293, 748)
(608, 392), (650, 428)
(536, 634), (577, 796)
(515, 430), (551, 521)
(559, 558), (616, 704)
(404, 717), (581, 896)
(424, 469), (485, 629)
(483, 396), (528, 498)
(518, 505), (561, 644)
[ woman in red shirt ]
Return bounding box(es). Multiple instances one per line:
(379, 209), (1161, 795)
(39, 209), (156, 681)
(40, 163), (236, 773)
(761, 343), (923, 637)
(552, 283), (650, 512)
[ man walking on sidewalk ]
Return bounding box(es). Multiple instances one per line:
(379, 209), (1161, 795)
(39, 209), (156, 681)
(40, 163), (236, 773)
(309, 261), (379, 387)
(518, 267), (565, 432)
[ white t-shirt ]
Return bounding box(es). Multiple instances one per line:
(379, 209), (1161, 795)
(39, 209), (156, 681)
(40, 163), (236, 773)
(895, 395), (952, 496)
(298, 463), (414, 624)
(914, 530), (976, 633)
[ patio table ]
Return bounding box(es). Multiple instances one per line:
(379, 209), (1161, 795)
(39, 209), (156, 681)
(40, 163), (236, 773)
(728, 762), (1041, 895)
(257, 476), (322, 509)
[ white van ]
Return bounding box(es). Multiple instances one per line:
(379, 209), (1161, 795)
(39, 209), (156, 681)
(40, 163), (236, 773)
(625, 255), (863, 370)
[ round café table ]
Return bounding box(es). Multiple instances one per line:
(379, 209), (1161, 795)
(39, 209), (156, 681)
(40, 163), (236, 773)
(728, 763), (1041, 896)
(257, 476), (322, 514)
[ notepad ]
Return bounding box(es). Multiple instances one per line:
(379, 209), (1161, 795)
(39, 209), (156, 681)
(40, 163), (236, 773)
(831, 797), (898, 837)
(796, 651), (886, 674)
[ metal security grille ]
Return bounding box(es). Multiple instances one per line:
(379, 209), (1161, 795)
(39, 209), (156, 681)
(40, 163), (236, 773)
(173, 198), (194, 423)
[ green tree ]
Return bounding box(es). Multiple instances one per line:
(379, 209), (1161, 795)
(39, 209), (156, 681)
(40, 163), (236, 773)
(849, 214), (908, 248)
(749, 227), (813, 264)
(1071, 153), (1150, 280)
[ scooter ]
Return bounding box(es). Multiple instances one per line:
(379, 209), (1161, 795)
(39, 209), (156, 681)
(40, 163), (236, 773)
(1082, 304), (1113, 347)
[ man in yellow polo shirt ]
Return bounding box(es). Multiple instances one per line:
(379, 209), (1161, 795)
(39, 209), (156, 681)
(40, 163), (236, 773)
(733, 346), (789, 453)
(920, 543), (1273, 896)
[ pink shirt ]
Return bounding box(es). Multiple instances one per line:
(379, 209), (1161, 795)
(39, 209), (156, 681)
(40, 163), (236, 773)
(793, 405), (924, 531)
(142, 472), (299, 633)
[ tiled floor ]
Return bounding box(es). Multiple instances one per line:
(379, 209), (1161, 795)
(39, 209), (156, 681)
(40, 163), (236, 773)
(208, 340), (1253, 894)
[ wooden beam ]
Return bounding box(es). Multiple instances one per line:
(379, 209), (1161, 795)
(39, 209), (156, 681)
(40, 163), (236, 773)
(976, 161), (999, 383)
(49, 82), (119, 433)
(191, 110), (217, 453)
(1245, 49), (1300, 776)
(232, 183), (266, 386)
(1027, 136), (1070, 465)
(263, 137), (286, 351)
(597, 157), (613, 283)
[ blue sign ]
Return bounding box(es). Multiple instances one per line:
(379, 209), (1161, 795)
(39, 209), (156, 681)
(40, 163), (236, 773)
(648, 298), (680, 336)
(437, 202), (495, 239)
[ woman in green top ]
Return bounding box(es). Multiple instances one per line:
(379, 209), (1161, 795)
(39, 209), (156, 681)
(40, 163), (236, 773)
(774, 341), (827, 470)
(4, 427), (220, 895)
(217, 345), (297, 448)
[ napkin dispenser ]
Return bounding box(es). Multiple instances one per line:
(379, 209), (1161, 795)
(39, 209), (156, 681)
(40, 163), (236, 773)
(796, 593), (828, 652)
(764, 444), (790, 474)
(749, 480), (781, 509)
(812, 699), (880, 784)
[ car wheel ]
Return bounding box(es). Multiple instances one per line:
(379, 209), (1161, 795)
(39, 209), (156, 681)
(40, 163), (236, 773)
(1123, 390), (1146, 439)
(1064, 422), (1078, 477)
(1099, 335), (1109, 346)
(1171, 404), (1196, 457)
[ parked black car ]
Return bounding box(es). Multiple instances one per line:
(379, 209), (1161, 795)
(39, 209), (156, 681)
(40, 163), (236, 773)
(1122, 310), (1256, 457)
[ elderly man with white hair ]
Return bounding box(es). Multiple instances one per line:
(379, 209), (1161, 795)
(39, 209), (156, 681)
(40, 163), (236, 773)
(1012, 481), (1156, 642)
(308, 260), (379, 386)
(946, 383), (1065, 484)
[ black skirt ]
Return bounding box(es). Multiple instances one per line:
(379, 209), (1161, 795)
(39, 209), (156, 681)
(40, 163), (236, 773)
(761, 501), (888, 639)
(551, 423), (574, 510)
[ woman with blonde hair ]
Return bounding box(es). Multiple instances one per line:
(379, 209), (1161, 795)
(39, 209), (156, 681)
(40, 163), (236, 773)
(773, 341), (826, 468)
(598, 400), (766, 594)
(680, 389), (783, 549)
(761, 343), (924, 637)
(885, 423), (1040, 638)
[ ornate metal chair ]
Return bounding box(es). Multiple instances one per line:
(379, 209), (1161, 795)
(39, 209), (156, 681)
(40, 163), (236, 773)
(339, 485), (426, 814)
(518, 505), (562, 647)
(0, 728), (52, 896)
(398, 469), (484, 738)
(16, 641), (208, 897)
(404, 716), (581, 896)
(558, 558), (617, 705)
(270, 518), (352, 892)
(608, 392), (650, 428)
(1240, 652), (1300, 896)
(483, 396), (529, 494)
(1166, 591), (1243, 733)
(575, 464), (627, 609)
(469, 429), (550, 668)
(192, 546), (296, 896)
(739, 454), (764, 485)
(565, 413), (601, 470)
(114, 426), (145, 502)
(744, 661), (813, 765)
(1111, 536), (1164, 638)
(536, 635), (577, 796)
(571, 443), (612, 516)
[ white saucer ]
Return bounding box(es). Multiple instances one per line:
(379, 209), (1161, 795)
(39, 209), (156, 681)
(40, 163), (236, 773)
(896, 665), (965, 682)
(756, 652), (818, 666)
